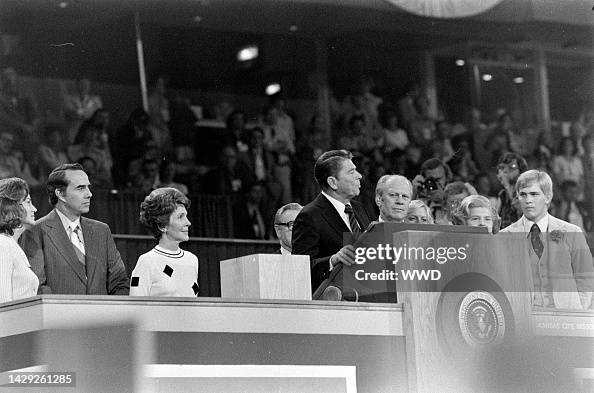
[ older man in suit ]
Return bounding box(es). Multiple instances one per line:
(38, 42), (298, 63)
(500, 170), (593, 309)
(292, 150), (372, 295)
(375, 175), (412, 223)
(22, 163), (129, 295)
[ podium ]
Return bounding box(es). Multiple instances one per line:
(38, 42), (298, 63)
(219, 254), (312, 300)
(0, 227), (592, 393)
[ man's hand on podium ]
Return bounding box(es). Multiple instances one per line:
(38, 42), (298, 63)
(330, 245), (357, 267)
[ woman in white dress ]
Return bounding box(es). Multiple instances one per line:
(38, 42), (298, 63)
(130, 187), (199, 297)
(0, 177), (39, 302)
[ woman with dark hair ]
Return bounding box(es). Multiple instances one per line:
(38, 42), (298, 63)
(454, 194), (500, 234)
(0, 177), (38, 302)
(130, 187), (199, 297)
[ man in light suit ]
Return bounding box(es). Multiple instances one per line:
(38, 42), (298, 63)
(23, 163), (129, 295)
(292, 150), (372, 295)
(500, 170), (593, 309)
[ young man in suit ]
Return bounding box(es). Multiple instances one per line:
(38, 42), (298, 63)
(292, 150), (372, 295)
(22, 163), (129, 295)
(499, 170), (593, 309)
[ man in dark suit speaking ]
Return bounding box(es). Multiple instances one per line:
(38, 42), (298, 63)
(22, 163), (129, 295)
(292, 150), (372, 294)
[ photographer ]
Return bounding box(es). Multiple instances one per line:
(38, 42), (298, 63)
(412, 158), (453, 220)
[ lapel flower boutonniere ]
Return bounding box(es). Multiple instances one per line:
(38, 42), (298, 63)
(549, 230), (564, 243)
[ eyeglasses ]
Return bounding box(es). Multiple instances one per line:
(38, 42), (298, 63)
(274, 221), (294, 230)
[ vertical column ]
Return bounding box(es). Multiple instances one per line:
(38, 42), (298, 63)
(420, 51), (438, 118)
(534, 46), (551, 131)
(134, 12), (149, 112)
(314, 38), (331, 140)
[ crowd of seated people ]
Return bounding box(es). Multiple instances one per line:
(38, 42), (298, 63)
(1, 67), (594, 240)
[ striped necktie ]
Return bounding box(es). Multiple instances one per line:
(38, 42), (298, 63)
(70, 224), (86, 265)
(344, 204), (361, 234)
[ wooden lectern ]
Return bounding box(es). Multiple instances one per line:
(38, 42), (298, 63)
(220, 254), (312, 300)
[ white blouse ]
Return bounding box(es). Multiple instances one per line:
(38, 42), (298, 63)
(0, 234), (39, 302)
(130, 246), (199, 297)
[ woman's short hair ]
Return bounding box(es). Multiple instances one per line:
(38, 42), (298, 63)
(0, 177), (29, 202)
(139, 187), (191, 239)
(515, 169), (553, 200)
(455, 195), (500, 233)
(407, 199), (434, 224)
(0, 196), (24, 236)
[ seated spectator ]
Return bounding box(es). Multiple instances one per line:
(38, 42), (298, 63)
(202, 145), (255, 196)
(454, 194), (500, 234)
(233, 182), (269, 239)
(68, 122), (114, 188)
(0, 67), (40, 144)
(0, 131), (39, 186)
(295, 114), (329, 204)
(115, 108), (154, 186)
(130, 187), (199, 297)
(440, 181), (477, 225)
(38, 124), (69, 180)
(553, 180), (591, 232)
(448, 135), (479, 182)
(406, 199), (434, 224)
(224, 110), (250, 153)
(337, 114), (377, 158)
(475, 172), (499, 212)
(496, 152), (528, 230)
(62, 76), (103, 143)
(148, 76), (173, 156)
(409, 95), (435, 147)
(552, 137), (584, 198)
(379, 108), (409, 171)
(157, 160), (189, 195)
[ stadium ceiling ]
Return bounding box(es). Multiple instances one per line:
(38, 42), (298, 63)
(1, 0), (592, 46)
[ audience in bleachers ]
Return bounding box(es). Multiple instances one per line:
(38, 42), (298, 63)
(1, 67), (593, 240)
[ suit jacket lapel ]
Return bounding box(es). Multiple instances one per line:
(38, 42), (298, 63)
(317, 194), (350, 235)
(45, 210), (87, 284)
(80, 218), (99, 285)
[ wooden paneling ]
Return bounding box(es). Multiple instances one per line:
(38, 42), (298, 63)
(114, 235), (278, 297)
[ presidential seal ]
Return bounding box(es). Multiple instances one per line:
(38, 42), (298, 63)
(458, 291), (505, 347)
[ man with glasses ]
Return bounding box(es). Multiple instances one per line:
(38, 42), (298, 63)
(496, 152), (528, 230)
(273, 203), (303, 255)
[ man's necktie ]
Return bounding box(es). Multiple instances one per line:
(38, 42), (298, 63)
(530, 223), (543, 259)
(344, 204), (361, 234)
(70, 224), (86, 265)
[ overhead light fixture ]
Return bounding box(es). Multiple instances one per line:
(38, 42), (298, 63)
(513, 77), (524, 84)
(237, 45), (259, 62)
(58, 1), (68, 8)
(265, 83), (281, 96)
(482, 74), (493, 82)
(455, 59), (465, 66)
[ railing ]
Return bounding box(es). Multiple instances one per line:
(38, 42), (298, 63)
(114, 234), (278, 297)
